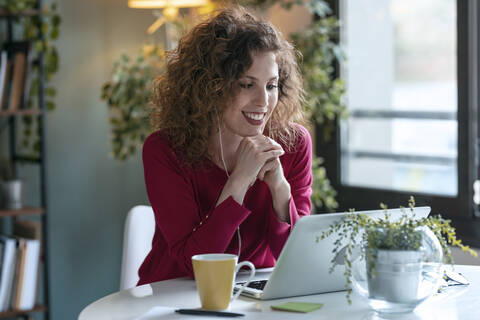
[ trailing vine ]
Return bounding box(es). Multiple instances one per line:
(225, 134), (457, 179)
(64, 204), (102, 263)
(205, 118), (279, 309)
(0, 0), (61, 155)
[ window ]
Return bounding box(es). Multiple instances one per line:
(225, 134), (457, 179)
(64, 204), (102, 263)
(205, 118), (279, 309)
(321, 0), (479, 244)
(341, 0), (457, 195)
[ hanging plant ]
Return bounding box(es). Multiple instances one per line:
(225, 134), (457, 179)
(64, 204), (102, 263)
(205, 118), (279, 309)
(100, 15), (192, 160)
(101, 44), (166, 160)
(22, 1), (61, 155)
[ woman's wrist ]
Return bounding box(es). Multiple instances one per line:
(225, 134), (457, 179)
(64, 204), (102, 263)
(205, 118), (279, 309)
(270, 178), (290, 198)
(270, 179), (291, 223)
(216, 175), (250, 206)
(230, 171), (256, 190)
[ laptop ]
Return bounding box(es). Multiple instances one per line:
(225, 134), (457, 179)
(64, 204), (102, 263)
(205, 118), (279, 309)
(235, 206), (431, 300)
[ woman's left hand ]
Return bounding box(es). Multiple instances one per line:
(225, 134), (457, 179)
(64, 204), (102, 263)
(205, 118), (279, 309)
(257, 137), (291, 222)
(258, 137), (286, 189)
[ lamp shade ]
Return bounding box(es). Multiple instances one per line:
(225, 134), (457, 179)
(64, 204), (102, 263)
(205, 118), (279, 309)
(128, 0), (209, 8)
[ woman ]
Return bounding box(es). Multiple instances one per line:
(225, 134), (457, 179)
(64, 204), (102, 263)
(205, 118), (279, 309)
(138, 6), (312, 285)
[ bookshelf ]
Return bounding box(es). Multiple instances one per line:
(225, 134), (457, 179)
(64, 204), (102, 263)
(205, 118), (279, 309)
(0, 1), (50, 319)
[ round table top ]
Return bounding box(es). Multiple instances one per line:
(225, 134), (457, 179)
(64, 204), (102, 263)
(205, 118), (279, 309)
(79, 265), (480, 320)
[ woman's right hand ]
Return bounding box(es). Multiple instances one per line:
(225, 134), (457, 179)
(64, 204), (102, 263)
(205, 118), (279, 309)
(230, 135), (284, 189)
(215, 135), (284, 207)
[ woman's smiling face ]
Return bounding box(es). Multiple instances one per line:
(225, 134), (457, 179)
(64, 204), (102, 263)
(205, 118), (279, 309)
(222, 51), (279, 138)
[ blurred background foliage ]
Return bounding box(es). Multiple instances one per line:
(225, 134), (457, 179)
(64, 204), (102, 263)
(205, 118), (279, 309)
(101, 44), (166, 160)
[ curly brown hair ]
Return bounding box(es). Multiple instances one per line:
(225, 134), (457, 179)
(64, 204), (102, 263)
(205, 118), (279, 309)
(151, 6), (306, 166)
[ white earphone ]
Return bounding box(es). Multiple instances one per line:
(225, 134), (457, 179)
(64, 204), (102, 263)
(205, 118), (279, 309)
(215, 109), (242, 257)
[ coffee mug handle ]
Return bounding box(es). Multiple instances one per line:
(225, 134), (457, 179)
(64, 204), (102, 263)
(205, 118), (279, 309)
(231, 261), (255, 301)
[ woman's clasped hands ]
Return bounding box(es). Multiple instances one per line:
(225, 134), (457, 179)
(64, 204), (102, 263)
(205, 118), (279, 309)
(230, 135), (287, 192)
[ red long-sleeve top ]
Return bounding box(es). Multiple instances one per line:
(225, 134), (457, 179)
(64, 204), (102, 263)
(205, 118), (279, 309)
(138, 125), (313, 285)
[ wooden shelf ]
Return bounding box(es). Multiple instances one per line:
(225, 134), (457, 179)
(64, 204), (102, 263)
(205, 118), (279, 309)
(0, 109), (42, 117)
(0, 206), (45, 217)
(0, 9), (40, 17)
(0, 304), (47, 318)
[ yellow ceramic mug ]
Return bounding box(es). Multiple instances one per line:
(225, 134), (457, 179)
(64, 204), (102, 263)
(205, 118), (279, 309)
(192, 254), (255, 310)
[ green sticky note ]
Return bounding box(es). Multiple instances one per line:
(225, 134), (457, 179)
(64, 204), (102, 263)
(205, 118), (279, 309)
(271, 302), (324, 313)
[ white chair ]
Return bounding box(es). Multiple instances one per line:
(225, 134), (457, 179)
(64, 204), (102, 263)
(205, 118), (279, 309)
(120, 205), (156, 290)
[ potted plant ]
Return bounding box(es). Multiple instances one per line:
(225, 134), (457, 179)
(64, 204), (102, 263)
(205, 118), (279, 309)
(0, 158), (23, 209)
(319, 197), (478, 312)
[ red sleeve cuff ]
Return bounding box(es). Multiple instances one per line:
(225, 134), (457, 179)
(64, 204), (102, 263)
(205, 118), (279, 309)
(267, 197), (302, 257)
(191, 196), (251, 251)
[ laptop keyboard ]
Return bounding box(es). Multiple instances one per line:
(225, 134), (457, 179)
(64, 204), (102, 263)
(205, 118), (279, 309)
(244, 280), (267, 290)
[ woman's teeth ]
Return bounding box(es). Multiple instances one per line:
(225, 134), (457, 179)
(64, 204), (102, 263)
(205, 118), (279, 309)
(243, 112), (264, 120)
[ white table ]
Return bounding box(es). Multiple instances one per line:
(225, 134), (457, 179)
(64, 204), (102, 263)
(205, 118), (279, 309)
(79, 265), (480, 320)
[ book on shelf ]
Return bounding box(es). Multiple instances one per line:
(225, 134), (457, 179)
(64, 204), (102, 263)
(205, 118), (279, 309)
(13, 219), (41, 311)
(1, 41), (32, 112)
(10, 238), (40, 311)
(0, 50), (8, 109)
(0, 235), (16, 312)
(22, 46), (34, 110)
(0, 51), (10, 110)
(8, 50), (27, 112)
(0, 231), (41, 312)
(10, 239), (27, 309)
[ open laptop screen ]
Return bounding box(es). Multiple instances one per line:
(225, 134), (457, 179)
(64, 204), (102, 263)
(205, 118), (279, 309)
(236, 206), (431, 300)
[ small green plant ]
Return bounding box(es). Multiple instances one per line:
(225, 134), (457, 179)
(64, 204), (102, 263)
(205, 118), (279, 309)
(318, 196), (478, 304)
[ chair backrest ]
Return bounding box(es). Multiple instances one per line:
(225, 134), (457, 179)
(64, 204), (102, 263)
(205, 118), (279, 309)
(120, 205), (155, 290)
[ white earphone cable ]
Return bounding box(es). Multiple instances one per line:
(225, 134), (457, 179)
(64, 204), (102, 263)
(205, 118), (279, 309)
(216, 110), (242, 257)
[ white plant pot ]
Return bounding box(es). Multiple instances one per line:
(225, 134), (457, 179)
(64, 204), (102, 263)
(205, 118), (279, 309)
(367, 250), (422, 303)
(1, 179), (23, 209)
